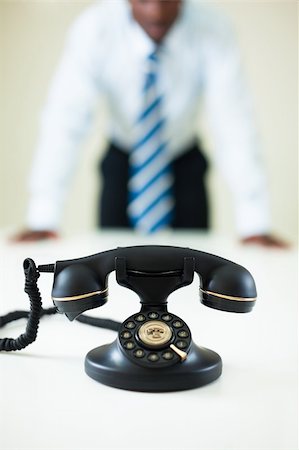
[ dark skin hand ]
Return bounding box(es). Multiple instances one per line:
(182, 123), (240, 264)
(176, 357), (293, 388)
(10, 230), (289, 248)
(241, 234), (289, 248)
(10, 230), (59, 243)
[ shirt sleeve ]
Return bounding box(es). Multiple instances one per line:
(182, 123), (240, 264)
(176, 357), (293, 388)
(203, 18), (271, 238)
(26, 10), (102, 230)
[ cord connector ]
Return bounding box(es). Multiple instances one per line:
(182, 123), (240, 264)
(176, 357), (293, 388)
(38, 264), (55, 273)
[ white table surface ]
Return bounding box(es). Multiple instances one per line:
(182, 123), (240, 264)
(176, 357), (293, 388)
(0, 231), (297, 450)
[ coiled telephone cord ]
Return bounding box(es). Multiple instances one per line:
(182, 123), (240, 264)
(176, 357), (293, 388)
(0, 258), (120, 352)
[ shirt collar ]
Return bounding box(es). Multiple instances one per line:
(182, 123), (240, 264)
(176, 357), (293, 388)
(127, 13), (156, 59)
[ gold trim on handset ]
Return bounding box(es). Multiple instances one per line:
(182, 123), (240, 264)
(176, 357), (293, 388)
(200, 288), (256, 302)
(52, 288), (108, 302)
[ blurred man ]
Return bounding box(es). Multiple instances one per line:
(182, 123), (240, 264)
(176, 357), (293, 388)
(14, 0), (286, 246)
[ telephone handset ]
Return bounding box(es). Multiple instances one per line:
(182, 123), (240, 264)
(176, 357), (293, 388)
(0, 245), (257, 391)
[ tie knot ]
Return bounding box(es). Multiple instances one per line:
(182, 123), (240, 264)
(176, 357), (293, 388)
(144, 50), (159, 90)
(146, 48), (160, 70)
(148, 51), (158, 63)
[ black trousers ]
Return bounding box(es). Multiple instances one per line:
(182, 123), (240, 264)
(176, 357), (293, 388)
(99, 142), (209, 229)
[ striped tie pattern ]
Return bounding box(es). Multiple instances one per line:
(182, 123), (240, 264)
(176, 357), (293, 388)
(127, 51), (174, 233)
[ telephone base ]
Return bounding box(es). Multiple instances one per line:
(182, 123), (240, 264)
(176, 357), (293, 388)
(85, 340), (222, 392)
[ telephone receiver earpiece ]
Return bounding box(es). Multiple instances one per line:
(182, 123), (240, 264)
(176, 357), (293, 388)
(51, 264), (108, 321)
(51, 246), (257, 320)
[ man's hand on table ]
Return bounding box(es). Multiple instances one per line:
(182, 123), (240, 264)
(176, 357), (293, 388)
(10, 230), (59, 242)
(9, 230), (289, 248)
(241, 234), (289, 248)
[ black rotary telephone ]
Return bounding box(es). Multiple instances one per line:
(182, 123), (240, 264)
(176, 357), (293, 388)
(0, 245), (257, 392)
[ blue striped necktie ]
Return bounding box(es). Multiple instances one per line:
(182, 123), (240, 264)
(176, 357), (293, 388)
(127, 51), (174, 233)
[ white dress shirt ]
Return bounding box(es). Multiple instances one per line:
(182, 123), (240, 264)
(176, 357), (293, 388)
(27, 0), (270, 237)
